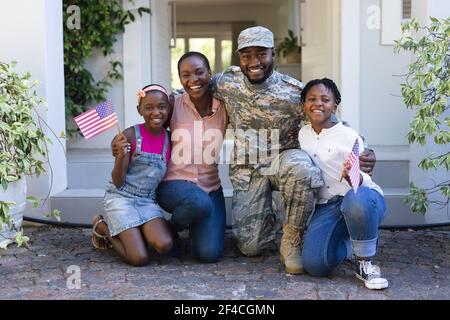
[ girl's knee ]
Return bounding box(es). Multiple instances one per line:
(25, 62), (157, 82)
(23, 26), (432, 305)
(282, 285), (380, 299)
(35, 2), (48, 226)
(302, 241), (333, 277)
(342, 187), (371, 206)
(302, 255), (333, 277)
(127, 252), (150, 266)
(342, 188), (375, 221)
(153, 236), (173, 254)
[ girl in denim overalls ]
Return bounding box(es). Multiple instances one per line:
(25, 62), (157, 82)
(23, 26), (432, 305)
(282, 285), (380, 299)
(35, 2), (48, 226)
(92, 84), (174, 266)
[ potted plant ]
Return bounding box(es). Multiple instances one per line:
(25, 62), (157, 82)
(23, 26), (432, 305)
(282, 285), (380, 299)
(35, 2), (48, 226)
(277, 29), (301, 64)
(0, 61), (48, 249)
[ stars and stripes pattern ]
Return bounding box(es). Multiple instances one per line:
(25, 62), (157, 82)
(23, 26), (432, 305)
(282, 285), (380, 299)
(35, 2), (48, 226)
(347, 138), (360, 193)
(74, 100), (118, 140)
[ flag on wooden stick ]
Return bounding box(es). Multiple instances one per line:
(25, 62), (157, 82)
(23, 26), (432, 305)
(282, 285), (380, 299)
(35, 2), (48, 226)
(74, 100), (119, 140)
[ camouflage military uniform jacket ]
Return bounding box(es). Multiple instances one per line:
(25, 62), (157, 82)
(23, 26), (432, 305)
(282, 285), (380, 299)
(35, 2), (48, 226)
(215, 66), (305, 191)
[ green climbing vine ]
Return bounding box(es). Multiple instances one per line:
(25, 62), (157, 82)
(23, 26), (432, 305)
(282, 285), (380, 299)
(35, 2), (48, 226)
(63, 1), (150, 136)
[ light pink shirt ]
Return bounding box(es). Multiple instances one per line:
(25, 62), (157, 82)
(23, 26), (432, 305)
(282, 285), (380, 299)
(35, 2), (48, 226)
(164, 93), (227, 193)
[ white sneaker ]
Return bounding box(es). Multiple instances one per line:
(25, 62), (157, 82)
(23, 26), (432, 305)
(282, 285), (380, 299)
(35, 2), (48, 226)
(355, 259), (389, 290)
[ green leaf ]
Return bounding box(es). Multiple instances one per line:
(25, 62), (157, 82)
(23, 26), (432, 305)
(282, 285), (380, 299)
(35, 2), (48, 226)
(1, 180), (8, 191)
(26, 196), (40, 208)
(46, 209), (61, 222)
(14, 231), (30, 248)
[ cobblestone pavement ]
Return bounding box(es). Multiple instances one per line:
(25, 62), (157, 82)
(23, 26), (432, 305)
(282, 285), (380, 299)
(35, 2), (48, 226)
(0, 225), (449, 300)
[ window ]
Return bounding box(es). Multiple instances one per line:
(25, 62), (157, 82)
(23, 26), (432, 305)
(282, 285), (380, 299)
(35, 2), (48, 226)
(170, 28), (232, 90)
(188, 38), (216, 73)
(171, 38), (185, 89)
(402, 0), (412, 20)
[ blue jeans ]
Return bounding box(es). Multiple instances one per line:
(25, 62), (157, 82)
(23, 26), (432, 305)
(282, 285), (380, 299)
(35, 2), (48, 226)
(156, 180), (226, 263)
(302, 187), (387, 276)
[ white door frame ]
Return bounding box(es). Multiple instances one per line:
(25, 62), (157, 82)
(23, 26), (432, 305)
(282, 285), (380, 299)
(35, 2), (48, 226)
(300, 0), (341, 88)
(340, 0), (360, 132)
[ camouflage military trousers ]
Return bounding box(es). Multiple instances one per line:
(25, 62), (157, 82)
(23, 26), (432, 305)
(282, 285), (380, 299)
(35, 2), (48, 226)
(232, 149), (324, 256)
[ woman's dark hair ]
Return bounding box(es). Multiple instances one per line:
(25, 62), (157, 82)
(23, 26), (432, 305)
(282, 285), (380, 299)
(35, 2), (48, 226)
(177, 51), (211, 74)
(300, 78), (341, 105)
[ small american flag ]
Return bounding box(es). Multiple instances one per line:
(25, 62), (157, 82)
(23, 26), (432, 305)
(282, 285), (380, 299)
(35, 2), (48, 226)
(74, 100), (118, 140)
(346, 138), (360, 193)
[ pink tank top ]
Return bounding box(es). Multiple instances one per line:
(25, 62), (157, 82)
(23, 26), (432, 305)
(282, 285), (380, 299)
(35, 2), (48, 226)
(130, 124), (171, 165)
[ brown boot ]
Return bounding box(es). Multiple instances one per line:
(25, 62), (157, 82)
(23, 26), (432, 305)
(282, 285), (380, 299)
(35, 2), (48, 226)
(280, 224), (304, 274)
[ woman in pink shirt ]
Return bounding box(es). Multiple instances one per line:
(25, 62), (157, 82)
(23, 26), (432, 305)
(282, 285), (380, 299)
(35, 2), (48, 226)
(157, 52), (227, 262)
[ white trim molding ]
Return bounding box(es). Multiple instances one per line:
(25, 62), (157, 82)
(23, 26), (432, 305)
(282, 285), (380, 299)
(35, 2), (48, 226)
(381, 0), (403, 45)
(340, 0), (360, 132)
(122, 0), (152, 129)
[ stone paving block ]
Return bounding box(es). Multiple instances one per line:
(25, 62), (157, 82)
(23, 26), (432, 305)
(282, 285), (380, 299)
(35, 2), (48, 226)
(224, 273), (263, 281)
(348, 289), (389, 300)
(214, 262), (252, 276)
(262, 272), (287, 283)
(279, 281), (318, 300)
(0, 225), (449, 299)
(2, 279), (36, 289)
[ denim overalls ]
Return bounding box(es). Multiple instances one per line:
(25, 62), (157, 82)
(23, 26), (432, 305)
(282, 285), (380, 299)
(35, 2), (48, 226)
(103, 125), (169, 237)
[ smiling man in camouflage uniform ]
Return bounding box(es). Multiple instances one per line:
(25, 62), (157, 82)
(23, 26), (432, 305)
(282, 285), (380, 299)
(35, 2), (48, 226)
(212, 26), (321, 274)
(213, 26), (375, 274)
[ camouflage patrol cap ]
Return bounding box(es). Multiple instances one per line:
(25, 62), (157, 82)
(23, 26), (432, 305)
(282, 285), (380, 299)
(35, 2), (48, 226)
(236, 26), (274, 52)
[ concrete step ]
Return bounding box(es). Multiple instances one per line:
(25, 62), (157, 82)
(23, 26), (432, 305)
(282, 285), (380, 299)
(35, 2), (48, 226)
(67, 147), (410, 189)
(66, 147), (235, 189)
(382, 188), (423, 226)
(50, 188), (233, 226)
(370, 145), (410, 188)
(371, 160), (409, 188)
(50, 187), (418, 227)
(67, 149), (113, 189)
(60, 147), (415, 227)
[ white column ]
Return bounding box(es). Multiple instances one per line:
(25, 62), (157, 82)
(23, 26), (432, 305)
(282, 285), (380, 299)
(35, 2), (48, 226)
(340, 0), (360, 131)
(150, 0), (171, 89)
(122, 0), (152, 128)
(381, 0), (403, 45)
(122, 0), (171, 128)
(0, 0), (67, 212)
(426, 0), (450, 20)
(288, 0), (301, 41)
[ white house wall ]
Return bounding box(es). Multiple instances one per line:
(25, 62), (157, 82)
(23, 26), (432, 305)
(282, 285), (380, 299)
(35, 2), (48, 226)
(0, 0), (67, 211)
(151, 0), (172, 89)
(359, 0), (412, 147)
(301, 0), (339, 84)
(68, 0), (172, 149)
(356, 0), (449, 224)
